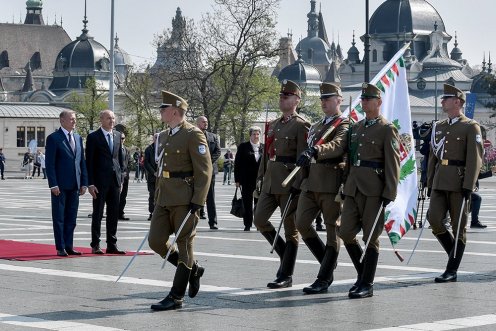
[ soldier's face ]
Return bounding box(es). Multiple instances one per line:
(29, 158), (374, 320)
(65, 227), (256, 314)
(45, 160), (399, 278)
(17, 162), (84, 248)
(321, 96), (342, 116)
(279, 94), (299, 112)
(160, 106), (174, 124)
(361, 97), (382, 114)
(441, 96), (460, 115)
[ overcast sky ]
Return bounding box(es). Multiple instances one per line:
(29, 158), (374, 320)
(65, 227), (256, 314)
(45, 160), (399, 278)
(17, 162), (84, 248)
(2, 0), (494, 69)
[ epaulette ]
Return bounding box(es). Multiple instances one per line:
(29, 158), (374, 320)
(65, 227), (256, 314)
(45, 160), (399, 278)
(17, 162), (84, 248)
(295, 113), (309, 122)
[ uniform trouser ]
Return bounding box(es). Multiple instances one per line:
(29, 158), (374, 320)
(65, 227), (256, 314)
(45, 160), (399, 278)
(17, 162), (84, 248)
(253, 191), (299, 245)
(339, 192), (384, 253)
(429, 190), (467, 244)
(148, 204), (198, 268)
(296, 191), (341, 250)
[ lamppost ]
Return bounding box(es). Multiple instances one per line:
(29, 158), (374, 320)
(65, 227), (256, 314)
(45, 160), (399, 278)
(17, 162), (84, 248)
(109, 0), (115, 112)
(364, 0), (370, 82)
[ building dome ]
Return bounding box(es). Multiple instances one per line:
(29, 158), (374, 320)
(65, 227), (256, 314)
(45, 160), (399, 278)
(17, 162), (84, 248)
(370, 0), (445, 35)
(277, 52), (322, 88)
(296, 36), (332, 66)
(422, 54), (462, 70)
(26, 0), (42, 8)
(49, 18), (110, 92)
(113, 35), (132, 82)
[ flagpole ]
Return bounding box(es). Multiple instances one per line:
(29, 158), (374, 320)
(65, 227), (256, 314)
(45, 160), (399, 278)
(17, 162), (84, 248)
(364, 0), (370, 82)
(109, 0), (115, 112)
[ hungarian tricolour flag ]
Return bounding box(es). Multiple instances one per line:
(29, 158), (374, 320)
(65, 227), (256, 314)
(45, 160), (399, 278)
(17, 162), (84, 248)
(343, 43), (418, 257)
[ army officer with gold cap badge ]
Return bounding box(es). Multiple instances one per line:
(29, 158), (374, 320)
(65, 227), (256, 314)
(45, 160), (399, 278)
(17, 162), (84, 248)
(294, 82), (350, 294)
(339, 82), (400, 299)
(253, 79), (310, 289)
(148, 91), (212, 311)
(427, 84), (483, 283)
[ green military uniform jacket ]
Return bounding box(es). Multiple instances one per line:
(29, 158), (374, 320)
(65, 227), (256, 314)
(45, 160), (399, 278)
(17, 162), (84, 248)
(155, 121), (212, 207)
(300, 114), (349, 194)
(343, 115), (400, 201)
(427, 114), (483, 192)
(259, 113), (310, 194)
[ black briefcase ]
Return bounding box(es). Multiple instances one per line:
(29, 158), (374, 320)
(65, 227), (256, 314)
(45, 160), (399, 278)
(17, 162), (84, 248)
(230, 187), (245, 218)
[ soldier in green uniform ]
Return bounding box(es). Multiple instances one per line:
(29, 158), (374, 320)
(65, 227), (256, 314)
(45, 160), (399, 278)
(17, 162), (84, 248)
(253, 80), (310, 289)
(148, 91), (212, 311)
(294, 82), (349, 294)
(427, 84), (483, 283)
(339, 83), (400, 299)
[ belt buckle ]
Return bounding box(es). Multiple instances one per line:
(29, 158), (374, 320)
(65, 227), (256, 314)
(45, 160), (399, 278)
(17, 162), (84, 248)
(441, 159), (448, 166)
(163, 170), (170, 178)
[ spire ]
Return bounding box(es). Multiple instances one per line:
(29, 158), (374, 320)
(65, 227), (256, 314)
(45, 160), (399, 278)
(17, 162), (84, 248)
(454, 31), (458, 48)
(82, 0), (89, 35)
(482, 52), (486, 72)
(325, 61), (341, 83)
(488, 52), (492, 74)
(317, 6), (329, 44)
(24, 0), (44, 25)
(347, 30), (360, 64)
(307, 0), (319, 38)
(21, 62), (35, 92)
(114, 33), (119, 47)
(450, 31), (463, 62)
(60, 15), (63, 27)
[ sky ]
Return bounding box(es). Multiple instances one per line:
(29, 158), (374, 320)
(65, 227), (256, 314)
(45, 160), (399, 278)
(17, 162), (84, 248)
(2, 0), (494, 69)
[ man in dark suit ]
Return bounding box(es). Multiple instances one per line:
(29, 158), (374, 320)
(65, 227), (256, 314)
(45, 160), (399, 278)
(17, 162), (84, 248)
(234, 126), (264, 231)
(144, 134), (158, 221)
(118, 132), (131, 220)
(196, 116), (221, 230)
(86, 110), (126, 254)
(45, 110), (88, 257)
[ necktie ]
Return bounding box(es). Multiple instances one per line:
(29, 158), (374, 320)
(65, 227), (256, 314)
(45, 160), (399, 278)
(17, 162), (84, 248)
(107, 133), (113, 153)
(68, 133), (75, 153)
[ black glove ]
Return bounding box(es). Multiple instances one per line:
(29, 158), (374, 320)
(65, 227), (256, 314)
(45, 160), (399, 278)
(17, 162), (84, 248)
(296, 147), (317, 167)
(427, 187), (432, 198)
(462, 189), (472, 200)
(189, 203), (202, 213)
(381, 198), (392, 207)
(289, 186), (301, 196)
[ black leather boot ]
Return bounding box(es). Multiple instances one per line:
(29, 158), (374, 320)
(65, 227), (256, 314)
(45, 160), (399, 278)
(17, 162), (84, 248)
(188, 261), (205, 298)
(267, 241), (298, 289)
(349, 248), (378, 299)
(151, 263), (191, 311)
(261, 229), (286, 278)
(345, 243), (363, 294)
(435, 231), (455, 255)
(303, 236), (326, 263)
(435, 240), (465, 283)
(165, 250), (178, 266)
(303, 245), (338, 294)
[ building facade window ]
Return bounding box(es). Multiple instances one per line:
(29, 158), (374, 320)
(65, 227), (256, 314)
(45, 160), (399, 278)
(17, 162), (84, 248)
(372, 49), (378, 62)
(27, 127), (36, 144)
(17, 127), (25, 147)
(16, 126), (46, 148)
(37, 127), (45, 147)
(0, 51), (9, 68)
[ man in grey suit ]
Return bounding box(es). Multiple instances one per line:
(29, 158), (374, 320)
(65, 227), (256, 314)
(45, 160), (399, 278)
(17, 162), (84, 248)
(45, 110), (88, 256)
(86, 110), (125, 254)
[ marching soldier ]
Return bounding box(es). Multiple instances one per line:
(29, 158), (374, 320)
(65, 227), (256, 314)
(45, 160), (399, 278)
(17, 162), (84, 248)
(253, 80), (310, 288)
(339, 83), (400, 299)
(427, 84), (483, 283)
(294, 82), (349, 294)
(148, 91), (212, 311)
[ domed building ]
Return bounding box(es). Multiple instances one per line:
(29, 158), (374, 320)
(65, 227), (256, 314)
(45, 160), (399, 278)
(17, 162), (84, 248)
(277, 48), (322, 96)
(113, 35), (132, 83)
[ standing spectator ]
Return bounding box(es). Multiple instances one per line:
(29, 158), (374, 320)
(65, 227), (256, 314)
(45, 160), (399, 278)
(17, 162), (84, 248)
(45, 110), (88, 256)
(234, 126), (264, 231)
(144, 134), (158, 221)
(118, 132), (131, 221)
(86, 110), (126, 255)
(133, 148), (141, 182)
(223, 149), (234, 185)
(196, 116), (221, 230)
(470, 168), (495, 228)
(0, 148), (5, 180)
(32, 149), (42, 177)
(39, 150), (46, 179)
(23, 150), (33, 179)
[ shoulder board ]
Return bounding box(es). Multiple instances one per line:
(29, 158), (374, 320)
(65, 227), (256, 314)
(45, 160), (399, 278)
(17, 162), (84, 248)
(295, 113), (308, 122)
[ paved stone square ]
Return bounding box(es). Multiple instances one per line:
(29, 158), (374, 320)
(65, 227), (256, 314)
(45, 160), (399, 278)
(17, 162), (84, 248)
(0, 174), (496, 330)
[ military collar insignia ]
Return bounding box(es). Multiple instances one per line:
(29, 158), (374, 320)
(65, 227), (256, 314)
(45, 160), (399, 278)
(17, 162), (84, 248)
(323, 114), (339, 125)
(365, 117), (380, 128)
(280, 113), (295, 124)
(169, 126), (181, 136)
(448, 116), (461, 125)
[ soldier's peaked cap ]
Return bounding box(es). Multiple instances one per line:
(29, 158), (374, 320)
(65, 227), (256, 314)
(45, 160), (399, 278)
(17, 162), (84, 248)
(441, 84), (466, 102)
(320, 82), (342, 98)
(360, 83), (381, 99)
(160, 90), (188, 111)
(280, 79), (302, 98)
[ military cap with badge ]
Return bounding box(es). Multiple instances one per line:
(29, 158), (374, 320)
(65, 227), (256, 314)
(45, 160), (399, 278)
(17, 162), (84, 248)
(320, 82), (342, 99)
(280, 79), (302, 98)
(441, 84), (466, 103)
(360, 83), (382, 99)
(160, 90), (188, 111)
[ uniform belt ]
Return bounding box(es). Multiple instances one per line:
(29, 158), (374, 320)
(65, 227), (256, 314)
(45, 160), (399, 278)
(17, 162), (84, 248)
(163, 170), (194, 179)
(440, 159), (465, 166)
(272, 156), (296, 163)
(316, 157), (343, 165)
(352, 160), (384, 169)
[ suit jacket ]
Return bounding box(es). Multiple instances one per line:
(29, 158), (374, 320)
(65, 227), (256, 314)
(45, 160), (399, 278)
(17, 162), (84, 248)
(343, 115), (400, 201)
(122, 146), (131, 179)
(204, 131), (221, 174)
(155, 121), (212, 206)
(45, 128), (88, 190)
(234, 141), (264, 190)
(427, 115), (483, 192)
(144, 142), (157, 179)
(86, 128), (124, 188)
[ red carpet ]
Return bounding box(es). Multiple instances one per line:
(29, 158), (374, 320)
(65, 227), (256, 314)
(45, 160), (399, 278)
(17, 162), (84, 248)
(0, 240), (151, 261)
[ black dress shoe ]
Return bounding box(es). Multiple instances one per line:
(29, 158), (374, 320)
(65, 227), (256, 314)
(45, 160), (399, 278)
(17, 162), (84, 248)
(66, 248), (82, 255)
(267, 276), (292, 289)
(188, 263), (205, 298)
(148, 213), (152, 221)
(348, 284), (373, 299)
(209, 225), (218, 230)
(150, 295), (183, 311)
(200, 214), (207, 220)
(244, 226), (251, 231)
(57, 249), (68, 257)
(470, 221), (487, 229)
(435, 271), (457, 283)
(316, 224), (325, 232)
(106, 246), (126, 254)
(118, 215), (130, 221)
(303, 279), (330, 294)
(92, 246), (104, 254)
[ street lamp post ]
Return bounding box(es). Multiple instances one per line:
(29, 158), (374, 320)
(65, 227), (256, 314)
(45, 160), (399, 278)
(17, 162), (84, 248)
(364, 0), (370, 82)
(109, 0), (115, 112)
